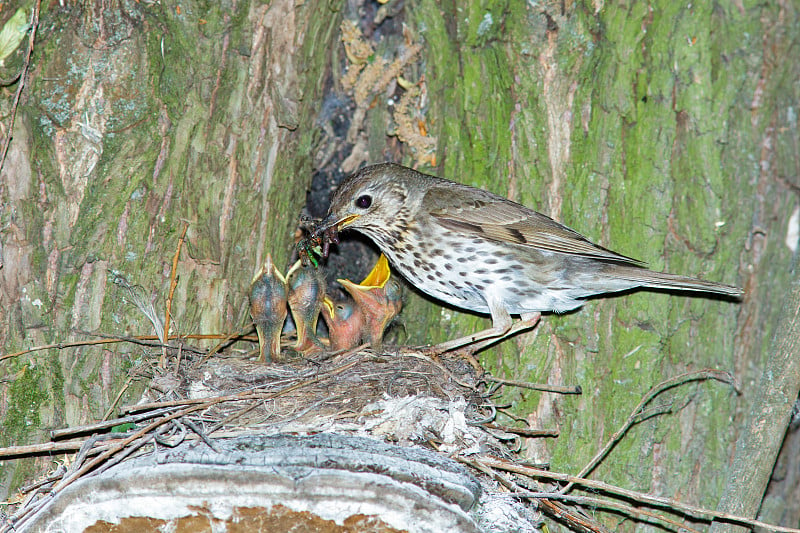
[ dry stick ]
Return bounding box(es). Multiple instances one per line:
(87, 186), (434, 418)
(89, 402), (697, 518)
(478, 457), (800, 533)
(9, 409), (200, 529)
(51, 357), (364, 490)
(102, 375), (134, 422)
(505, 491), (704, 533)
(482, 423), (558, 438)
(1, 338), (129, 362)
(0, 440), (106, 458)
(78, 332), (204, 355)
(205, 400), (262, 435)
(464, 457), (608, 533)
(161, 223), (188, 368)
(709, 271), (800, 533)
(51, 402), (209, 494)
(565, 369), (736, 494)
(484, 375), (582, 395)
(0, 429), (256, 463)
(20, 468), (67, 494)
(120, 396), (225, 414)
(173, 343), (183, 378)
(50, 407), (177, 440)
(195, 325), (256, 368)
(0, 0), (41, 174)
(1, 333), (252, 363)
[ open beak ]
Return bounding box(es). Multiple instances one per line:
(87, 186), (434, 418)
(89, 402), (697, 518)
(353, 254), (391, 288)
(335, 255), (401, 348)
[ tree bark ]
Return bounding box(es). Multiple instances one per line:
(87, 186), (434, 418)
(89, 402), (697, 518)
(709, 268), (800, 531)
(0, 0), (341, 498)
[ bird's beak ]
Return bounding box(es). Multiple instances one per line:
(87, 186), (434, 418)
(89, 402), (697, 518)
(315, 213), (360, 236)
(355, 254), (391, 289)
(321, 295), (336, 318)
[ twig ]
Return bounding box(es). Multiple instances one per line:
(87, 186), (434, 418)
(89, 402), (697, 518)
(194, 325), (256, 369)
(567, 369), (736, 492)
(477, 457), (800, 533)
(102, 375), (134, 421)
(19, 467), (66, 494)
(502, 491), (703, 533)
(50, 405), (207, 495)
(482, 423), (558, 438)
(50, 407), (178, 440)
(0, 440), (110, 459)
(2, 338), (130, 362)
(91, 434), (153, 478)
(153, 420), (187, 447)
(173, 343), (183, 378)
(396, 350), (476, 389)
(1, 333), (246, 363)
(119, 397), (218, 414)
(484, 376), (582, 395)
(0, 0), (41, 175)
(206, 400), (262, 435)
(161, 224), (188, 368)
(45, 358), (359, 497)
(464, 457), (607, 533)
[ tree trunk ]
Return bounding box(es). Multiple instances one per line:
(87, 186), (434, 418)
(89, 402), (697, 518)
(1, 0), (798, 530)
(0, 0), (340, 497)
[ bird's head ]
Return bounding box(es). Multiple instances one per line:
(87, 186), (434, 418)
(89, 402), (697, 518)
(313, 163), (423, 249)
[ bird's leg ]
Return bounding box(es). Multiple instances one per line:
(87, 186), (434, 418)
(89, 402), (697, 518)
(457, 311), (542, 355)
(422, 299), (541, 356)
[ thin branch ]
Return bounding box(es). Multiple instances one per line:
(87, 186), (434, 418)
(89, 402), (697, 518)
(478, 457), (800, 533)
(464, 457), (608, 533)
(194, 324), (259, 368)
(0, 0), (41, 174)
(161, 223), (188, 368)
(568, 369), (736, 491)
(102, 375), (134, 421)
(1, 333), (250, 363)
(396, 350), (477, 389)
(50, 407), (177, 440)
(481, 423), (559, 438)
(484, 375), (582, 394)
(0, 440), (112, 458)
(502, 491), (702, 533)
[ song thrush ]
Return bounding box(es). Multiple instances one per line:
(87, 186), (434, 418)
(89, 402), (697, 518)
(249, 255), (288, 362)
(312, 163), (743, 352)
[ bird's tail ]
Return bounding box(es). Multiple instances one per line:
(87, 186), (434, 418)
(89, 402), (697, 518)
(606, 265), (743, 299)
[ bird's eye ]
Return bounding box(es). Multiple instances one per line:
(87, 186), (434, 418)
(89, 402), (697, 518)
(355, 195), (372, 209)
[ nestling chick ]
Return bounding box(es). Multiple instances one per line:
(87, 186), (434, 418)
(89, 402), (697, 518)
(337, 254), (403, 349)
(249, 255), (288, 362)
(287, 260), (327, 355)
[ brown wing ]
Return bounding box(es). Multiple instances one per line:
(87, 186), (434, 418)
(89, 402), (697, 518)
(423, 184), (645, 266)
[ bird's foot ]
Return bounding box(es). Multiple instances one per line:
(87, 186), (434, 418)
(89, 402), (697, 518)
(421, 312), (542, 358)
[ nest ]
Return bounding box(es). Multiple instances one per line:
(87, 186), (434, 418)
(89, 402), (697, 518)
(2, 344), (550, 532)
(142, 347), (509, 453)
